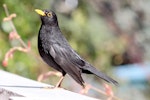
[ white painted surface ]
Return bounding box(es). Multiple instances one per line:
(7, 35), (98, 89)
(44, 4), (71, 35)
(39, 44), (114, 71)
(0, 70), (98, 100)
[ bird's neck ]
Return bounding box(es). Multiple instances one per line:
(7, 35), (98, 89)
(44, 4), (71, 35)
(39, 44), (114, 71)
(40, 24), (60, 35)
(42, 20), (58, 27)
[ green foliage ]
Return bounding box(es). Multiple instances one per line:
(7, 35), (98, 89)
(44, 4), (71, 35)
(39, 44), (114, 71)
(0, 0), (122, 77)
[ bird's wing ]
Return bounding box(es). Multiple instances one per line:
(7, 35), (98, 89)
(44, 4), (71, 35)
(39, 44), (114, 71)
(50, 43), (118, 85)
(49, 44), (85, 86)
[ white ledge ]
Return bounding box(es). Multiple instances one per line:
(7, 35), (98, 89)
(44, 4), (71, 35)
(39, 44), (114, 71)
(0, 70), (98, 100)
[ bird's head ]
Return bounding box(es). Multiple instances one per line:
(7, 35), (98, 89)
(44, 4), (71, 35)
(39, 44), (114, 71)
(35, 9), (58, 26)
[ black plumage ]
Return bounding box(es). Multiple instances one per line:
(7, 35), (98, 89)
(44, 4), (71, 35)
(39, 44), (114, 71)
(35, 9), (118, 87)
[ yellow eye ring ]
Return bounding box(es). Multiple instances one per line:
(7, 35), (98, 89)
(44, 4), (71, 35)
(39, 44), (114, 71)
(47, 13), (52, 17)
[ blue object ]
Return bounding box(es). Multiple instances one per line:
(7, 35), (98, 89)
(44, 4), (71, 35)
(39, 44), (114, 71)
(113, 63), (150, 82)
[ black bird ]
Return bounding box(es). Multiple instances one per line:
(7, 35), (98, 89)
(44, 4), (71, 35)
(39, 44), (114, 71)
(35, 9), (118, 88)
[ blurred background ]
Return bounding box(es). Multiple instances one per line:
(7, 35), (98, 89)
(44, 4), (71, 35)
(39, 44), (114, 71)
(0, 0), (150, 100)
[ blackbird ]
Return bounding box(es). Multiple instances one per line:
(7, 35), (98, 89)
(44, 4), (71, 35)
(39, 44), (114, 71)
(35, 9), (118, 87)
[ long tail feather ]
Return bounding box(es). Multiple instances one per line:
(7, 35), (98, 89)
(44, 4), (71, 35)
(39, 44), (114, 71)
(85, 63), (118, 85)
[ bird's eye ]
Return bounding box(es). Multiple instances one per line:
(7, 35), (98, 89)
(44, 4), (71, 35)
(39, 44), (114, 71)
(47, 12), (52, 17)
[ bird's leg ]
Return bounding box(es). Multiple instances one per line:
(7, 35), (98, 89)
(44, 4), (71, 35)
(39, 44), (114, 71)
(55, 76), (64, 88)
(37, 71), (62, 82)
(37, 71), (64, 89)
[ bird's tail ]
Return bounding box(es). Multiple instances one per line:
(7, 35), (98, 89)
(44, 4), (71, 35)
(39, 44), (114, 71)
(85, 63), (118, 85)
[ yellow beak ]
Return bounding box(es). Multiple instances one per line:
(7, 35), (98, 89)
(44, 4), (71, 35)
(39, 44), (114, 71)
(35, 9), (46, 16)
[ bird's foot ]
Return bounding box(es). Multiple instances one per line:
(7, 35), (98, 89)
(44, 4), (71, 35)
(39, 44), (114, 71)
(42, 86), (53, 89)
(40, 75), (64, 90)
(41, 86), (64, 90)
(37, 71), (62, 82)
